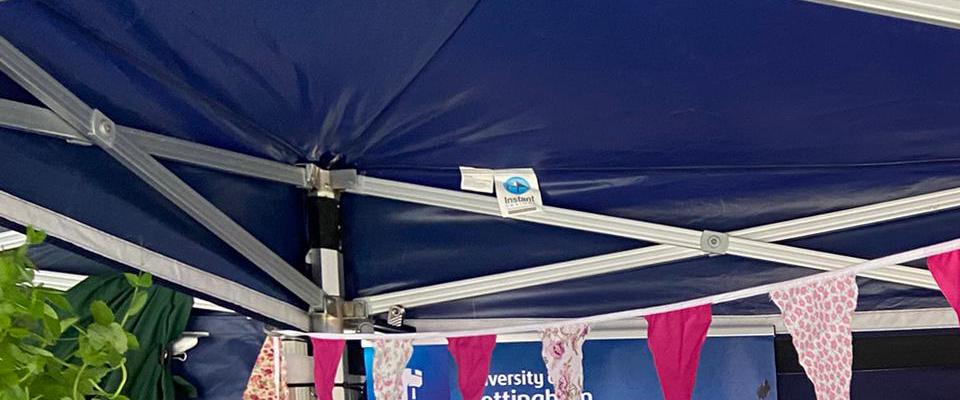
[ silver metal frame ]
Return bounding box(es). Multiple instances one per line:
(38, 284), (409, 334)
(405, 307), (959, 342)
(0, 189), (311, 328)
(1, 30), (958, 320)
(32, 269), (233, 313)
(352, 176), (954, 313)
(805, 0), (960, 30)
(0, 35), (325, 307)
(0, 99), (309, 187)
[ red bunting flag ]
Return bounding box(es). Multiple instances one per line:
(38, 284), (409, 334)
(771, 274), (857, 400)
(310, 338), (345, 400)
(448, 335), (498, 400)
(927, 249), (960, 323)
(644, 304), (712, 400)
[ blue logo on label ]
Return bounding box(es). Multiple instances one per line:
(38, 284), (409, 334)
(503, 177), (531, 195)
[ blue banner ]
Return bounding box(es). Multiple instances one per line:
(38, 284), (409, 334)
(364, 336), (777, 400)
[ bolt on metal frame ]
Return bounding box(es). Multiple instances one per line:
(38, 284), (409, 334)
(0, 35), (326, 307)
(352, 176), (950, 313)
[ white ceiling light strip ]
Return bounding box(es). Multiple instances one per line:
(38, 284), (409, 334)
(0, 230), (26, 250)
(32, 269), (234, 313)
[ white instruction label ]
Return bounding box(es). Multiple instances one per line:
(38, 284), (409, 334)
(459, 166), (494, 193)
(493, 168), (543, 217)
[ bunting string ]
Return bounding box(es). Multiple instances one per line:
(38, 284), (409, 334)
(276, 236), (960, 341)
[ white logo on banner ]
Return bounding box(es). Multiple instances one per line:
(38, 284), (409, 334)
(403, 368), (423, 400)
(484, 370), (593, 400)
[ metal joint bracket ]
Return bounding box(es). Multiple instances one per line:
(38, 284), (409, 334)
(309, 296), (368, 332)
(303, 165), (358, 195)
(88, 109), (116, 146)
(330, 169), (358, 190)
(700, 231), (729, 255)
(303, 164), (332, 195)
(323, 296), (369, 319)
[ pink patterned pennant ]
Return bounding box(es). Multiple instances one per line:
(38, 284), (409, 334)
(541, 324), (590, 400)
(448, 335), (497, 400)
(373, 339), (415, 400)
(644, 304), (712, 400)
(927, 249), (960, 323)
(243, 336), (289, 400)
(771, 274), (858, 400)
(310, 338), (345, 400)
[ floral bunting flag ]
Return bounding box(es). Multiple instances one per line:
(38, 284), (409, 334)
(541, 324), (590, 400)
(243, 336), (289, 400)
(771, 274), (858, 400)
(927, 250), (960, 323)
(310, 338), (345, 400)
(448, 335), (498, 400)
(373, 339), (415, 400)
(644, 304), (712, 400)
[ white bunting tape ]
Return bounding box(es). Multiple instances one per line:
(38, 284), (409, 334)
(277, 236), (960, 341)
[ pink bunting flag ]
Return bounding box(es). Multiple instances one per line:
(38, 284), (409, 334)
(644, 304), (712, 400)
(310, 338), (345, 400)
(373, 339), (415, 400)
(448, 335), (498, 400)
(541, 324), (590, 400)
(243, 336), (289, 400)
(771, 274), (858, 400)
(927, 249), (960, 323)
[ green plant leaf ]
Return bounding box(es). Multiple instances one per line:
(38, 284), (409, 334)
(42, 315), (61, 340)
(0, 260), (20, 285)
(90, 301), (114, 326)
(106, 323), (129, 355)
(2, 231), (135, 399)
(6, 343), (31, 363)
(82, 322), (129, 360)
(123, 273), (139, 288)
(40, 290), (72, 312)
(138, 273), (153, 288)
(172, 375), (199, 398)
(25, 227), (45, 245)
(15, 243), (28, 258)
(126, 291), (148, 318)
(19, 262), (34, 282)
(7, 327), (31, 339)
(59, 317), (79, 333)
(125, 332), (140, 351)
(21, 344), (54, 358)
(124, 272), (152, 289)
(43, 303), (58, 320)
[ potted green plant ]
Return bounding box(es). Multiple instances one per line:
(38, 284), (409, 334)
(0, 227), (149, 400)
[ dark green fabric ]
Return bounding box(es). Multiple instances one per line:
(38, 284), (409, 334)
(53, 274), (194, 400)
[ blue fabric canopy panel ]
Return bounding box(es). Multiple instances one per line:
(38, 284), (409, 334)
(0, 0), (958, 321)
